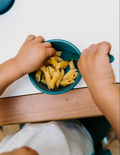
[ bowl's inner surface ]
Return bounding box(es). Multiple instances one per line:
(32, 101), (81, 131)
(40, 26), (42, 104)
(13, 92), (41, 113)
(29, 40), (81, 94)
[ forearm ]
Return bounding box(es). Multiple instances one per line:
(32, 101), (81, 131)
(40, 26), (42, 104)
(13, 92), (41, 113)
(0, 58), (24, 96)
(90, 84), (120, 140)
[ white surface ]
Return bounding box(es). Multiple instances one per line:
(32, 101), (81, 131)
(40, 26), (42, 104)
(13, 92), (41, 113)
(0, 0), (119, 98)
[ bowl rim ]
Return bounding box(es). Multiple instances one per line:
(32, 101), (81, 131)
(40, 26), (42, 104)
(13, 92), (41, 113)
(28, 39), (82, 95)
(46, 39), (80, 54)
(29, 73), (82, 95)
(0, 0), (15, 15)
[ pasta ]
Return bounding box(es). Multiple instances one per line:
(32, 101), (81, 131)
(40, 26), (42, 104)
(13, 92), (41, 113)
(63, 69), (77, 80)
(56, 51), (62, 57)
(40, 65), (47, 73)
(35, 70), (41, 82)
(69, 60), (76, 70)
(50, 70), (60, 89)
(55, 56), (63, 62)
(41, 72), (45, 79)
(56, 69), (65, 88)
(51, 57), (58, 69)
(48, 66), (55, 78)
(45, 67), (51, 89)
(60, 79), (74, 86)
(41, 79), (47, 85)
(47, 59), (52, 64)
(35, 51), (78, 89)
(56, 61), (69, 70)
(69, 72), (78, 79)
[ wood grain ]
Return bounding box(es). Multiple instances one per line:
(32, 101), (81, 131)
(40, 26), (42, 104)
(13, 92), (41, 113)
(0, 83), (119, 126)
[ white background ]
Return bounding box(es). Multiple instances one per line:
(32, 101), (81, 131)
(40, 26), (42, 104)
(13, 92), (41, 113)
(0, 0), (119, 98)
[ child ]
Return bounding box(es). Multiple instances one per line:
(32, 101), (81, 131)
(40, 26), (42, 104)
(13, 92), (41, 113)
(0, 35), (119, 155)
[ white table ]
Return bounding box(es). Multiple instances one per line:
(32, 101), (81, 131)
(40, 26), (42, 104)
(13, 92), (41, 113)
(0, 0), (119, 98)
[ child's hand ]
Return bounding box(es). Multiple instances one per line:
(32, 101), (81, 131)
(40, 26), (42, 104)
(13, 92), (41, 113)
(0, 146), (38, 155)
(77, 42), (115, 92)
(14, 35), (55, 74)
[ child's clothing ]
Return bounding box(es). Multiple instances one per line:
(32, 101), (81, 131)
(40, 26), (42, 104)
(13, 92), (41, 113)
(0, 120), (94, 155)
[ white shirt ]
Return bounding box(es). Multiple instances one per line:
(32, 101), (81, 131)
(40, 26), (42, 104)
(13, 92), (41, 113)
(0, 120), (94, 155)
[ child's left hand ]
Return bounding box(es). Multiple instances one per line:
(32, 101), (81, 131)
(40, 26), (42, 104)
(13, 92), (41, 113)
(14, 35), (55, 75)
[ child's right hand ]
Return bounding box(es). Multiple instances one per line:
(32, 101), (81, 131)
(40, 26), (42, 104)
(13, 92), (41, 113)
(77, 42), (115, 93)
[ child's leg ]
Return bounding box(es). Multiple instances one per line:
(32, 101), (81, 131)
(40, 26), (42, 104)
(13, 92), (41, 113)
(78, 116), (111, 146)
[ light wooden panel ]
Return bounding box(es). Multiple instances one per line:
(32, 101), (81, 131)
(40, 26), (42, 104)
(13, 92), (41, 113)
(0, 84), (119, 126)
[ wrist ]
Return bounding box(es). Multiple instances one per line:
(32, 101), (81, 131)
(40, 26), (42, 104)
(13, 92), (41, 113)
(14, 57), (25, 76)
(90, 83), (118, 105)
(6, 58), (24, 80)
(90, 82), (114, 94)
(0, 58), (24, 95)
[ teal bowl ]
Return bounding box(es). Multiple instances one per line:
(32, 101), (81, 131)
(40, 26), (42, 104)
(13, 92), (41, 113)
(29, 39), (82, 95)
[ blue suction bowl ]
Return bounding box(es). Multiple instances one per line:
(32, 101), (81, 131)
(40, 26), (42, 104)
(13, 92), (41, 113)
(0, 0), (15, 15)
(29, 39), (82, 95)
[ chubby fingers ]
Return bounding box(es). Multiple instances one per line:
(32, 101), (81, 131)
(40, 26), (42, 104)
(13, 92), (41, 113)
(34, 36), (45, 43)
(80, 42), (111, 59)
(97, 42), (111, 56)
(46, 47), (56, 57)
(25, 35), (36, 43)
(42, 42), (52, 48)
(80, 44), (96, 57)
(42, 42), (56, 57)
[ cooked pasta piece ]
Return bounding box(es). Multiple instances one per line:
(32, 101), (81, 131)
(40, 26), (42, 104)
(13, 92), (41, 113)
(45, 67), (52, 89)
(56, 51), (62, 57)
(56, 69), (65, 88)
(40, 65), (47, 73)
(63, 69), (77, 80)
(56, 61), (69, 70)
(50, 70), (60, 89)
(47, 59), (52, 64)
(60, 79), (74, 86)
(49, 66), (55, 78)
(41, 79), (47, 85)
(69, 60), (76, 70)
(69, 72), (78, 79)
(55, 56), (63, 62)
(35, 51), (78, 89)
(35, 70), (41, 82)
(41, 72), (45, 79)
(51, 57), (58, 69)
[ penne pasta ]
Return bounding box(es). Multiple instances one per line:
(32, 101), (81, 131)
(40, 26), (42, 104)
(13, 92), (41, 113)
(50, 70), (60, 89)
(41, 79), (47, 85)
(41, 72), (45, 79)
(56, 61), (69, 70)
(69, 60), (76, 70)
(55, 56), (63, 62)
(35, 51), (78, 89)
(49, 66), (55, 78)
(60, 79), (74, 86)
(56, 69), (65, 88)
(51, 56), (58, 69)
(55, 51), (62, 57)
(35, 70), (41, 82)
(47, 59), (52, 64)
(69, 72), (78, 79)
(40, 65), (47, 73)
(45, 67), (52, 89)
(63, 69), (77, 80)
